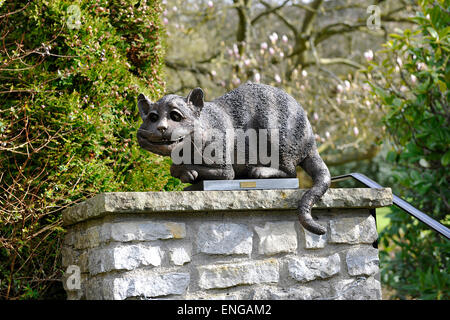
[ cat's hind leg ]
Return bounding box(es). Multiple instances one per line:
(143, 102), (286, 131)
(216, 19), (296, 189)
(297, 148), (331, 235)
(248, 166), (293, 179)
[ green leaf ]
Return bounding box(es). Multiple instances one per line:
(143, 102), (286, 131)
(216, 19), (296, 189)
(427, 27), (438, 39)
(437, 80), (447, 93)
(441, 150), (450, 166)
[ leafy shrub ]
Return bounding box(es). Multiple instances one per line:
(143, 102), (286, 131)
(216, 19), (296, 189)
(0, 0), (177, 299)
(368, 0), (449, 299)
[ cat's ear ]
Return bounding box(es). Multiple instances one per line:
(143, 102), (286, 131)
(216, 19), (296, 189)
(137, 93), (152, 120)
(186, 87), (204, 109)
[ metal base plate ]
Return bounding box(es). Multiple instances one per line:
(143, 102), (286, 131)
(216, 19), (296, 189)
(183, 178), (299, 191)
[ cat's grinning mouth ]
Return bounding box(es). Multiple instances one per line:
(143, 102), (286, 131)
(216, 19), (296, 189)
(148, 135), (185, 145)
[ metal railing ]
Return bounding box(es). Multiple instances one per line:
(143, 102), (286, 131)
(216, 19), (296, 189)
(331, 172), (450, 240)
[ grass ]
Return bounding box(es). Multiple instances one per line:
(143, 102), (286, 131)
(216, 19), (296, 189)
(376, 206), (392, 233)
(376, 206), (397, 299)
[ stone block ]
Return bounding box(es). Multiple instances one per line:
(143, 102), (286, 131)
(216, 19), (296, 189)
(73, 226), (101, 250)
(303, 226), (327, 249)
(108, 221), (186, 242)
(197, 223), (252, 255)
(288, 253), (340, 283)
(329, 216), (377, 244)
(346, 246), (379, 276)
(254, 222), (297, 255)
(252, 286), (326, 300)
(61, 188), (390, 300)
(333, 276), (382, 300)
(169, 246), (192, 266)
(89, 244), (163, 275)
(198, 259), (279, 289)
(101, 272), (190, 300)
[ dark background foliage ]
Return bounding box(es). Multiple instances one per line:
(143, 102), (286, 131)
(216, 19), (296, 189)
(0, 0), (178, 299)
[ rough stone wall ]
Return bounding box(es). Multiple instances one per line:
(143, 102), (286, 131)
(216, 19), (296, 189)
(61, 189), (392, 300)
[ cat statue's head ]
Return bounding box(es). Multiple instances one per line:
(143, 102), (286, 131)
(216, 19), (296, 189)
(136, 88), (204, 156)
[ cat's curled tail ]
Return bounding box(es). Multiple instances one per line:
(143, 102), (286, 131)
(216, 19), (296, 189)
(297, 147), (331, 235)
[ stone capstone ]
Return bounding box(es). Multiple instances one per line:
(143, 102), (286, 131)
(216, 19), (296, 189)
(62, 189), (393, 226)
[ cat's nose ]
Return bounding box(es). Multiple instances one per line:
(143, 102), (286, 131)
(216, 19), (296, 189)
(157, 124), (167, 133)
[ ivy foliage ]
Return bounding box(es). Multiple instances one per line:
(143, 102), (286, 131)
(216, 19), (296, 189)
(0, 0), (181, 299)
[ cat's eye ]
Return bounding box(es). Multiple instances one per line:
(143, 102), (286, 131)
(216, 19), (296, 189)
(148, 112), (159, 122)
(170, 111), (183, 122)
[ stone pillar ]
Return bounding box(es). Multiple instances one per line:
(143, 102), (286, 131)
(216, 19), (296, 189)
(61, 188), (392, 300)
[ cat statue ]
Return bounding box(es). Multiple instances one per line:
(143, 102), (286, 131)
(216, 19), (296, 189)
(137, 82), (331, 235)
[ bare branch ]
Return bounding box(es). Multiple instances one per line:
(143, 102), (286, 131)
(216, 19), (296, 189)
(0, 1), (31, 19)
(323, 144), (381, 166)
(259, 0), (298, 36)
(304, 57), (363, 69)
(251, 0), (289, 25)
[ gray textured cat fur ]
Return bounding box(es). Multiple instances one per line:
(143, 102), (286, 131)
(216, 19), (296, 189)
(137, 82), (331, 235)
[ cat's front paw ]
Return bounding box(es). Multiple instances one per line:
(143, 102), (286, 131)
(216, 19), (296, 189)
(171, 164), (199, 183)
(179, 169), (198, 183)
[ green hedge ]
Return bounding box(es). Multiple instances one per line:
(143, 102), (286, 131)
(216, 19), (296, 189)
(369, 0), (449, 299)
(0, 0), (180, 299)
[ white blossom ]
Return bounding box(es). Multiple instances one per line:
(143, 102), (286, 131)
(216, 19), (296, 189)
(417, 62), (427, 71)
(274, 74), (281, 83)
(233, 44), (239, 55)
(344, 80), (351, 89)
(269, 32), (278, 44)
(364, 49), (374, 61)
